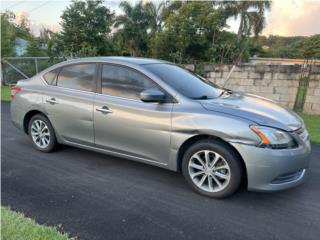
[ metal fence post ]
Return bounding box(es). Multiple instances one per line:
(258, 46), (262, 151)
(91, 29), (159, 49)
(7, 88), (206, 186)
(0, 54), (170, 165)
(35, 58), (38, 73)
(1, 61), (4, 86)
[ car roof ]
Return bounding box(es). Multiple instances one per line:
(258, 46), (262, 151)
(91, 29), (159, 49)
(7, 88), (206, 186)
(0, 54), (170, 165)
(60, 56), (169, 66)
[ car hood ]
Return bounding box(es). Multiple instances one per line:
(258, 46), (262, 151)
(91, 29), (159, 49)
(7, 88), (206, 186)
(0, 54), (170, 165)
(201, 92), (302, 131)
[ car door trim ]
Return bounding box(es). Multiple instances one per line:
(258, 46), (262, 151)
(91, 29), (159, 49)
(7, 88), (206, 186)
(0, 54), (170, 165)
(63, 139), (168, 167)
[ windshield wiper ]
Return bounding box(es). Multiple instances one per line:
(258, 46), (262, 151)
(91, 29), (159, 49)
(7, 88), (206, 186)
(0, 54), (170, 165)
(219, 88), (233, 97)
(191, 95), (212, 100)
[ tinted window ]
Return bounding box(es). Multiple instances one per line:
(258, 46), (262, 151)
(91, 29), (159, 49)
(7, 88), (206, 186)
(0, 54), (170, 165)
(145, 64), (223, 99)
(43, 69), (59, 85)
(101, 64), (160, 100)
(57, 64), (96, 92)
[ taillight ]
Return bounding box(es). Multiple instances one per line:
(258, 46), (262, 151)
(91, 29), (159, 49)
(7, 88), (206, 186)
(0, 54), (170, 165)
(11, 85), (22, 99)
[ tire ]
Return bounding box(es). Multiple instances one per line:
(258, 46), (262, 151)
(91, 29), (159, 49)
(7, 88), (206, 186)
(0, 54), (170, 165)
(28, 114), (57, 153)
(182, 140), (243, 198)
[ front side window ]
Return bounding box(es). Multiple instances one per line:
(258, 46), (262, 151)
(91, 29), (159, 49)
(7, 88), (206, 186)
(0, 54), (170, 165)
(144, 63), (223, 99)
(101, 64), (160, 100)
(57, 64), (96, 92)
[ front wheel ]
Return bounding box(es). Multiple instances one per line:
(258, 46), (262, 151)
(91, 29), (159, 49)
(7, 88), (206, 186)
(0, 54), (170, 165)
(28, 114), (57, 152)
(182, 140), (243, 198)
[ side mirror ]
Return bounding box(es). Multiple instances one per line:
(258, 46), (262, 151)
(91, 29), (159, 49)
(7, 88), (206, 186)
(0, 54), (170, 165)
(140, 89), (166, 103)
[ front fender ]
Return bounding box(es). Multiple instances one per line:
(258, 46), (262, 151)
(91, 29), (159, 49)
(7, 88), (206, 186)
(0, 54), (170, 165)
(171, 111), (261, 150)
(166, 106), (261, 171)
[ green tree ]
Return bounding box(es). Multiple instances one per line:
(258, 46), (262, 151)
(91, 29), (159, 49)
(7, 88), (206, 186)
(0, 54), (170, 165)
(15, 13), (33, 41)
(144, 1), (166, 36)
(252, 35), (307, 58)
(60, 0), (115, 56)
(38, 28), (65, 59)
(16, 13), (31, 35)
(222, 1), (271, 41)
(150, 1), (226, 63)
(1, 11), (16, 57)
(215, 31), (248, 64)
(24, 39), (47, 57)
(160, 1), (183, 21)
(302, 34), (320, 59)
(115, 1), (184, 57)
(115, 1), (150, 56)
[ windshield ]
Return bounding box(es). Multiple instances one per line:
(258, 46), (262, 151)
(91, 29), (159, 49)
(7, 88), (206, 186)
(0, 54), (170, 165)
(144, 63), (223, 99)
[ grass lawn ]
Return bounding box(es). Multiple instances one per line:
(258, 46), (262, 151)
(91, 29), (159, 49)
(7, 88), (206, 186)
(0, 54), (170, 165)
(1, 206), (69, 240)
(1, 85), (319, 143)
(1, 85), (11, 102)
(298, 113), (320, 144)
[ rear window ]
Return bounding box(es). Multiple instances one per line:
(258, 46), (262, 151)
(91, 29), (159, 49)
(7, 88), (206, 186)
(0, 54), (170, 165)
(57, 64), (96, 92)
(43, 69), (59, 85)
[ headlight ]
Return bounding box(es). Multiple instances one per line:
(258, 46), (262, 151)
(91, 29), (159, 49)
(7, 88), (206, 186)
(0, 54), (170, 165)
(250, 125), (296, 149)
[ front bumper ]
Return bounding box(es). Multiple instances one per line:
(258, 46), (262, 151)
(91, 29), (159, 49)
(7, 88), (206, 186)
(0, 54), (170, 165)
(231, 140), (311, 191)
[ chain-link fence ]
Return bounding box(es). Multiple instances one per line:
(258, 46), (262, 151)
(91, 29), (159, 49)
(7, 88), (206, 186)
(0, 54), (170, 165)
(1, 57), (65, 85)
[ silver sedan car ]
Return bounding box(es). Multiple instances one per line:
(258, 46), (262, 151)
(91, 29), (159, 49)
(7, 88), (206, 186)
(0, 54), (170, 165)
(11, 57), (311, 198)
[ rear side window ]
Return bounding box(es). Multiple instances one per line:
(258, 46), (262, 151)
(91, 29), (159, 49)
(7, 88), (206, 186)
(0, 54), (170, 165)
(43, 69), (59, 85)
(57, 64), (96, 92)
(101, 64), (159, 100)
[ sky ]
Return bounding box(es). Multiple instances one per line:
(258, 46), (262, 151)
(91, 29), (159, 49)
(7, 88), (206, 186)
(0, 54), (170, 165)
(1, 0), (320, 37)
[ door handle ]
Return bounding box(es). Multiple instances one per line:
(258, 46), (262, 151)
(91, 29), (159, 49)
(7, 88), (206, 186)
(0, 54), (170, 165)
(46, 98), (57, 104)
(96, 106), (113, 114)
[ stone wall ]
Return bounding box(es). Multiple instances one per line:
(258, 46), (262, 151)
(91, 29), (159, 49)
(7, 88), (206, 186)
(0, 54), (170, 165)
(201, 64), (320, 115)
(304, 69), (320, 114)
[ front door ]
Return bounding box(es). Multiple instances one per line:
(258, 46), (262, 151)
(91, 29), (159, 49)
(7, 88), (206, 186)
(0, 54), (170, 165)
(94, 64), (173, 165)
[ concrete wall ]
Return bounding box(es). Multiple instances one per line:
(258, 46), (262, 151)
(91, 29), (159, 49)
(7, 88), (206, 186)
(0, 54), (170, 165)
(304, 68), (320, 114)
(202, 64), (320, 115)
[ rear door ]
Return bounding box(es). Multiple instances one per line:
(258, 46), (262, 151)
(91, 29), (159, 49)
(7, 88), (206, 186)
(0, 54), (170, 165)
(42, 63), (97, 145)
(94, 64), (173, 165)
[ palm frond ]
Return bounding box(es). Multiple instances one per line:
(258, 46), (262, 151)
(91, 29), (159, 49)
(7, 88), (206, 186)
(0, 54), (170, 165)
(119, 1), (133, 15)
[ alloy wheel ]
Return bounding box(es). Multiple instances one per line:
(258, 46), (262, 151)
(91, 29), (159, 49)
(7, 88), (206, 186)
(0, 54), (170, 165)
(31, 119), (50, 149)
(188, 150), (231, 193)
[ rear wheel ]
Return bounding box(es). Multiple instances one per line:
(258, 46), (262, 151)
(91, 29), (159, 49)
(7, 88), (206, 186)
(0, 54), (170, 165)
(182, 140), (243, 198)
(28, 114), (57, 152)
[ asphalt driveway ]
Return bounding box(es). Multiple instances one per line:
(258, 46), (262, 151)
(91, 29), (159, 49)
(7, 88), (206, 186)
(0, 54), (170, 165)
(2, 102), (320, 240)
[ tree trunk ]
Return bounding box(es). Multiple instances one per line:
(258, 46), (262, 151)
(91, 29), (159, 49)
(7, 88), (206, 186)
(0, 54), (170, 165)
(237, 13), (244, 42)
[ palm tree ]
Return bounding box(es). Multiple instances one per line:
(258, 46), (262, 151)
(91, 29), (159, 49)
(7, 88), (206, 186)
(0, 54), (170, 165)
(143, 1), (165, 36)
(115, 1), (149, 56)
(143, 1), (183, 36)
(115, 1), (183, 56)
(222, 1), (271, 41)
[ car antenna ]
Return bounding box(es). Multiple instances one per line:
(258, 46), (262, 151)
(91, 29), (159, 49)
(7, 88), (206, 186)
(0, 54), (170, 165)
(222, 65), (236, 88)
(221, 7), (266, 88)
(222, 46), (244, 88)
(222, 40), (249, 88)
